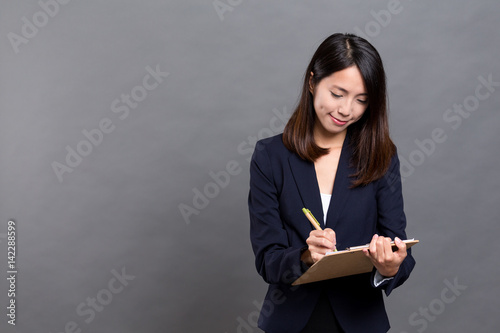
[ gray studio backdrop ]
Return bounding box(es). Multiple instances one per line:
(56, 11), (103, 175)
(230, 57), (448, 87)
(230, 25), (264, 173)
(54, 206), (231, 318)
(0, 1), (499, 332)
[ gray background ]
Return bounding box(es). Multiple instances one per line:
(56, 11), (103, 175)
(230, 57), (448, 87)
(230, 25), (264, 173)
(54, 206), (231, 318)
(0, 0), (499, 332)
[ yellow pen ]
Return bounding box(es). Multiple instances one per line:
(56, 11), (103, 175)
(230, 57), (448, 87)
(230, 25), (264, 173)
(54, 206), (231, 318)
(302, 208), (337, 252)
(302, 208), (321, 230)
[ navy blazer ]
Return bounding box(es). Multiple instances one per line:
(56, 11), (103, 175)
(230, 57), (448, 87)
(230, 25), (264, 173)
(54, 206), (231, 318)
(249, 133), (415, 333)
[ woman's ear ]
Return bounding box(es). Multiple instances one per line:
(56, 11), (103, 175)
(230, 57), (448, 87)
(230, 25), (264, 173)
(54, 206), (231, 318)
(309, 72), (315, 93)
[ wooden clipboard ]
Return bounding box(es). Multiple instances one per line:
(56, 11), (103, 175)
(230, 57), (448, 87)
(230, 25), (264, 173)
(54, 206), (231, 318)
(292, 239), (419, 285)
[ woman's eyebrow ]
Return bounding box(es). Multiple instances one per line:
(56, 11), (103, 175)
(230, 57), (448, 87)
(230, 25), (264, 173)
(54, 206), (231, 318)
(331, 85), (368, 96)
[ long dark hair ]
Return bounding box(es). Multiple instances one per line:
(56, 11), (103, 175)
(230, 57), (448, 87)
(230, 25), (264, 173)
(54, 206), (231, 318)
(283, 33), (395, 187)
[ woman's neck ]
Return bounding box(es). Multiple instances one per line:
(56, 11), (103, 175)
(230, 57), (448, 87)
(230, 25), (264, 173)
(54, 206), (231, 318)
(313, 128), (347, 150)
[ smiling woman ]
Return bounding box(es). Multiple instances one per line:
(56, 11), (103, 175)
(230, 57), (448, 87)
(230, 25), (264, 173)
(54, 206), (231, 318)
(248, 33), (415, 333)
(283, 33), (394, 188)
(310, 67), (368, 135)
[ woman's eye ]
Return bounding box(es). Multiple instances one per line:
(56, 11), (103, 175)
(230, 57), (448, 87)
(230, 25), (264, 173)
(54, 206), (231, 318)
(331, 92), (342, 98)
(357, 99), (368, 104)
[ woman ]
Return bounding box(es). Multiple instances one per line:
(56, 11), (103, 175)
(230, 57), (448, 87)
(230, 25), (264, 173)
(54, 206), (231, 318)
(248, 33), (416, 333)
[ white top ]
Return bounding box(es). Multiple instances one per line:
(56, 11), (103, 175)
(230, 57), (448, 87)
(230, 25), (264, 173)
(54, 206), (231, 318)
(320, 193), (332, 225)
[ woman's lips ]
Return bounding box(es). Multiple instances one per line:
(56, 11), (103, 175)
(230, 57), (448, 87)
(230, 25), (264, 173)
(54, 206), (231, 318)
(329, 114), (348, 126)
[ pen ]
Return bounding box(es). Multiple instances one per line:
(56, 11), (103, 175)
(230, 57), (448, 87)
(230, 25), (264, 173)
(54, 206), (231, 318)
(302, 208), (337, 252)
(302, 208), (321, 230)
(347, 238), (415, 251)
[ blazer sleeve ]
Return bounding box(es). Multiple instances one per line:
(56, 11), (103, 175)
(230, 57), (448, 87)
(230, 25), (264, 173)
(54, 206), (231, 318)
(248, 141), (306, 285)
(373, 153), (416, 296)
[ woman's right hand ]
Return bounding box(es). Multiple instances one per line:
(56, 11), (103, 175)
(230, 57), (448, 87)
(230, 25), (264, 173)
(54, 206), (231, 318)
(300, 228), (336, 266)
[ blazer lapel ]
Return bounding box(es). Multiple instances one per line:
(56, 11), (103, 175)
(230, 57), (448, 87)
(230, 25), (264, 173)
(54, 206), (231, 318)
(288, 154), (325, 228)
(326, 135), (354, 230)
(287, 134), (356, 231)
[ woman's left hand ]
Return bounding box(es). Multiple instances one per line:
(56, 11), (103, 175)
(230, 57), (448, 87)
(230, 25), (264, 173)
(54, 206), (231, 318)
(362, 234), (407, 278)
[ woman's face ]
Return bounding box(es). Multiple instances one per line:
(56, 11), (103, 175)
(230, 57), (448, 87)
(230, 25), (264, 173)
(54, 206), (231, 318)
(311, 66), (369, 138)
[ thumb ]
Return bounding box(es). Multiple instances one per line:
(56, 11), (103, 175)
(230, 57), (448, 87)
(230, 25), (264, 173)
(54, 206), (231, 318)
(394, 237), (407, 254)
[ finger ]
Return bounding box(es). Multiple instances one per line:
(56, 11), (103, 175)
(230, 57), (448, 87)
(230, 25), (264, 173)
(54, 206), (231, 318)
(307, 232), (335, 250)
(306, 230), (323, 245)
(308, 246), (326, 257)
(383, 237), (394, 259)
(324, 228), (336, 248)
(376, 235), (387, 262)
(313, 230), (336, 249)
(308, 242), (332, 262)
(309, 230), (324, 238)
(394, 237), (407, 256)
(368, 234), (379, 259)
(324, 228), (336, 242)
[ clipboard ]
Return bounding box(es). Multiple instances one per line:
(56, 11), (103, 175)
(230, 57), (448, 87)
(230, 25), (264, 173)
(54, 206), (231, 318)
(292, 239), (419, 285)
